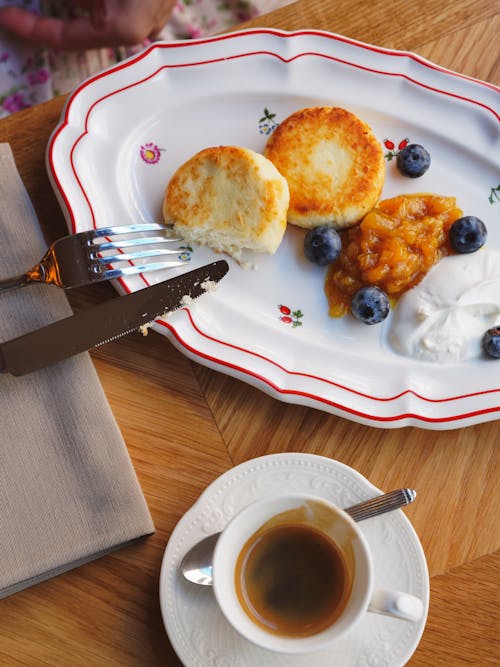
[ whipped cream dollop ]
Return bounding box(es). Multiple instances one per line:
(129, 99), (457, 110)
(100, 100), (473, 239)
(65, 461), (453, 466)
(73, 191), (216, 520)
(389, 251), (500, 362)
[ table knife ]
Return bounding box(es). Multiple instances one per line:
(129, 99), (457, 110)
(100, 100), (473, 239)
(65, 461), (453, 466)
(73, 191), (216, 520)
(0, 260), (229, 376)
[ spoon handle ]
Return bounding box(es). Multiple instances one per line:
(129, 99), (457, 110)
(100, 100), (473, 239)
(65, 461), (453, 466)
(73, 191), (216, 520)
(344, 488), (416, 522)
(180, 488), (418, 586)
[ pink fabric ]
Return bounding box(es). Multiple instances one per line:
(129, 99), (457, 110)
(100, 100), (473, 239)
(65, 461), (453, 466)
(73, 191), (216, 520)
(0, 0), (293, 117)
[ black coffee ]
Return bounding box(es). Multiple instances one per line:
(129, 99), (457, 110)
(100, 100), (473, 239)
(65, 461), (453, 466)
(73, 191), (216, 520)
(235, 523), (350, 637)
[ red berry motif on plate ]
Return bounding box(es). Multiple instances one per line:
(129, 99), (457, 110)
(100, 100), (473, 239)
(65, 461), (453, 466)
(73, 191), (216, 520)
(278, 304), (303, 327)
(383, 137), (410, 161)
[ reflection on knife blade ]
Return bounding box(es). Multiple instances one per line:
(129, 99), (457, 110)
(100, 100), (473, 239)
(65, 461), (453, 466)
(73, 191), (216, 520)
(0, 260), (229, 376)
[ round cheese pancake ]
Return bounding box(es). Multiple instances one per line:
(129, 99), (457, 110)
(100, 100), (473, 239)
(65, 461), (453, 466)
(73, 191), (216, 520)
(264, 107), (385, 229)
(163, 146), (289, 260)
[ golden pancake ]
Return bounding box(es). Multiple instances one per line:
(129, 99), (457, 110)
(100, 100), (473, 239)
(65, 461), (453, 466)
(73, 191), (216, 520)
(264, 106), (385, 229)
(163, 146), (289, 260)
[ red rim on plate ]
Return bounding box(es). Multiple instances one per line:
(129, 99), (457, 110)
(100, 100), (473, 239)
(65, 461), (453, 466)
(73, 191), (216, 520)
(46, 29), (500, 429)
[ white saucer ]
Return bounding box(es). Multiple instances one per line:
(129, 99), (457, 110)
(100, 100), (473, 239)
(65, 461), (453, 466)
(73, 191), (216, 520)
(159, 454), (429, 666)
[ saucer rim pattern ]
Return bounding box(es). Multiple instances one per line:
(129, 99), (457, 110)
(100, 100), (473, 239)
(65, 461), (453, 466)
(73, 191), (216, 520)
(159, 453), (430, 667)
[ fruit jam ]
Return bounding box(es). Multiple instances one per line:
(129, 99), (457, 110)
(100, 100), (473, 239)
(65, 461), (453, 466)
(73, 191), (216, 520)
(325, 194), (463, 317)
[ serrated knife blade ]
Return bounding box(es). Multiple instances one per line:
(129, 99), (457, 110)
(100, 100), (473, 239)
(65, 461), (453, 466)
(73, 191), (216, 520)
(0, 260), (229, 376)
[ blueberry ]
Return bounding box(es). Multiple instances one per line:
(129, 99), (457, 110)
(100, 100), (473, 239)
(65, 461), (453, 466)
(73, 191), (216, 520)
(396, 144), (431, 178)
(351, 286), (390, 325)
(449, 216), (487, 253)
(483, 326), (500, 358)
(304, 225), (341, 265)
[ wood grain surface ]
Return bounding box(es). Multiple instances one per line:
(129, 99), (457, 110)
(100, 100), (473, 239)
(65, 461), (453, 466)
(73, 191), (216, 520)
(0, 0), (499, 665)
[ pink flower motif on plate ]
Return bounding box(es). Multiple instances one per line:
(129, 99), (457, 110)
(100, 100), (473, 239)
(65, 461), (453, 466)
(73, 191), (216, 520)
(140, 142), (163, 164)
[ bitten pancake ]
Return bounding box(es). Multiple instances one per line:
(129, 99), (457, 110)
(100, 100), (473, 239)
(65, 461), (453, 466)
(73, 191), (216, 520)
(163, 146), (289, 260)
(264, 107), (385, 230)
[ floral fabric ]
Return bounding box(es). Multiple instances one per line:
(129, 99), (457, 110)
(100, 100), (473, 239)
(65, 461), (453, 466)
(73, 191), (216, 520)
(0, 0), (292, 117)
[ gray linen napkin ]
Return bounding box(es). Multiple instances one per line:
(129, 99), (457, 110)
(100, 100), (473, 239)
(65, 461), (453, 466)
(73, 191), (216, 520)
(0, 144), (154, 598)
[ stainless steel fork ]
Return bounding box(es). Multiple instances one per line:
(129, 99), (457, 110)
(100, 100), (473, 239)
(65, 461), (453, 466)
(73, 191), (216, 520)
(0, 223), (190, 292)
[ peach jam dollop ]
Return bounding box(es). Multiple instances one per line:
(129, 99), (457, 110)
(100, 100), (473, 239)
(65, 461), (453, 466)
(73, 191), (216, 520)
(325, 193), (463, 317)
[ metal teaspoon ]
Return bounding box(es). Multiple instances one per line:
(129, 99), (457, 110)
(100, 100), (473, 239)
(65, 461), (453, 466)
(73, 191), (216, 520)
(180, 488), (416, 586)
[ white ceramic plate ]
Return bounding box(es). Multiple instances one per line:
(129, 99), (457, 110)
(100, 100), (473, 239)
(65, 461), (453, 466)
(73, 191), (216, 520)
(159, 453), (429, 667)
(47, 29), (500, 429)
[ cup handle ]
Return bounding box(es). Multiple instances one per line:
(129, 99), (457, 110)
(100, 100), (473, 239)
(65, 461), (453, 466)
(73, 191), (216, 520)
(368, 589), (424, 622)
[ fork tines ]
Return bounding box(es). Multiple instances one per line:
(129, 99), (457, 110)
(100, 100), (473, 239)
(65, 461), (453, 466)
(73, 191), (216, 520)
(86, 222), (190, 279)
(90, 222), (179, 239)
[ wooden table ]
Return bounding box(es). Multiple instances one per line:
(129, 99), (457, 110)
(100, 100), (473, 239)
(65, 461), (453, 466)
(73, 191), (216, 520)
(0, 1), (498, 664)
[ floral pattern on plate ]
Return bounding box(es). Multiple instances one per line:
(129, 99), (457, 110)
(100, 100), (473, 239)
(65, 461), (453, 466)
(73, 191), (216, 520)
(47, 29), (500, 429)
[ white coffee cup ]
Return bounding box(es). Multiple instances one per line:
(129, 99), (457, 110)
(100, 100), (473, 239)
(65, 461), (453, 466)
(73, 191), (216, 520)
(212, 493), (424, 654)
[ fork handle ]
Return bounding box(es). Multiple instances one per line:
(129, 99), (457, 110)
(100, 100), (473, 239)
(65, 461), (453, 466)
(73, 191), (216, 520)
(0, 273), (34, 293)
(0, 261), (48, 292)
